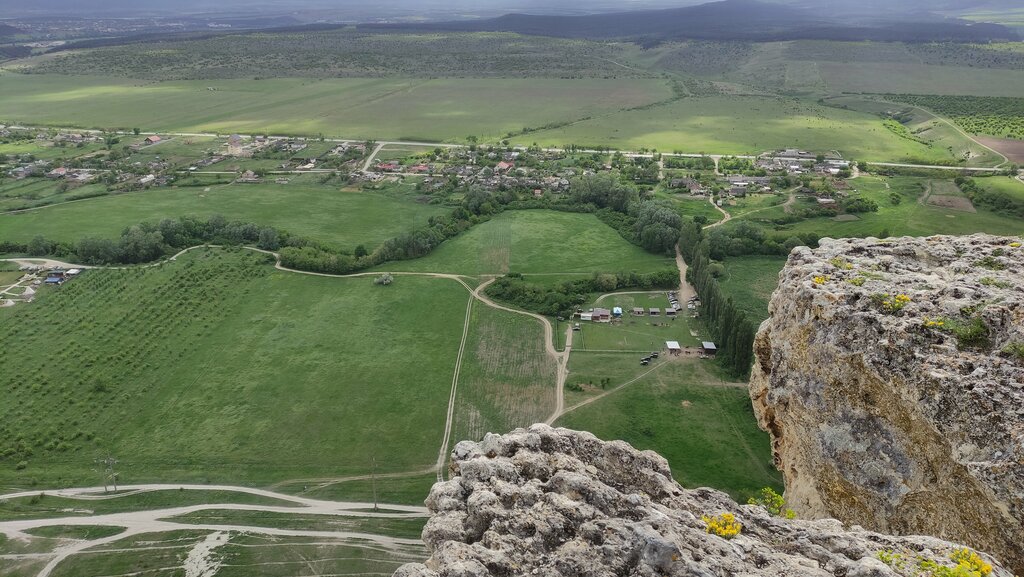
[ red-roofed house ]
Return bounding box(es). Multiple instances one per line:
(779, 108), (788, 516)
(495, 161), (514, 173)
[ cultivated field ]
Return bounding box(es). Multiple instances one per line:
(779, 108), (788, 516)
(0, 249), (471, 487)
(518, 96), (958, 163)
(0, 73), (673, 142)
(449, 304), (556, 451)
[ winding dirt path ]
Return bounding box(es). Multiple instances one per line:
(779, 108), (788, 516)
(705, 195), (732, 229)
(0, 484), (426, 577)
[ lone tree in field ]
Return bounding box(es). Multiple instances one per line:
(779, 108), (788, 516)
(374, 273), (394, 286)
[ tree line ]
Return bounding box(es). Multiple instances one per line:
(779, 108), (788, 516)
(680, 220), (757, 378)
(486, 270), (679, 318)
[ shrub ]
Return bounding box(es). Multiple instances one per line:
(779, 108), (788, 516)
(1000, 341), (1024, 362)
(946, 316), (990, 350)
(747, 487), (795, 519)
(701, 512), (742, 539)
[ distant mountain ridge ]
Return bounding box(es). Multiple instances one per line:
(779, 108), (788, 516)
(365, 0), (1020, 43)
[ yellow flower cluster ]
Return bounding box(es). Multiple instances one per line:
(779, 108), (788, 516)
(883, 293), (911, 313)
(1009, 242), (1021, 248)
(949, 548), (993, 577)
(813, 275), (830, 285)
(702, 512), (742, 539)
(923, 317), (945, 328)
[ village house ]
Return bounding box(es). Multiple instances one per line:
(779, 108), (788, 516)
(227, 134), (246, 156)
(46, 167), (68, 179)
(144, 135), (162, 145)
(495, 161), (515, 174)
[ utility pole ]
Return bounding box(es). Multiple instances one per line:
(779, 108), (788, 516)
(371, 457), (379, 512)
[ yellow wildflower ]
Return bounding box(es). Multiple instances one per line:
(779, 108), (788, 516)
(702, 512), (742, 539)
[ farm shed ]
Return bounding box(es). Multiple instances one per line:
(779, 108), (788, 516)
(665, 308), (677, 317)
(649, 308), (660, 316)
(144, 135), (161, 144)
(593, 308), (611, 322)
(666, 341), (681, 356)
(612, 307), (623, 318)
(579, 312), (593, 322)
(701, 341), (718, 356)
(632, 307), (644, 316)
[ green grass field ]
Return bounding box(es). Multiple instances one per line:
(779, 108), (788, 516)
(556, 358), (781, 501)
(736, 176), (1024, 238)
(824, 96), (1005, 167)
(519, 96), (957, 162)
(0, 249), (471, 487)
(0, 182), (447, 249)
(450, 304), (555, 448)
(0, 73), (672, 142)
(386, 210), (675, 275)
(716, 256), (787, 325)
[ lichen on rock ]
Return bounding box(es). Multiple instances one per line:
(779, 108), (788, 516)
(394, 424), (1011, 577)
(750, 234), (1024, 574)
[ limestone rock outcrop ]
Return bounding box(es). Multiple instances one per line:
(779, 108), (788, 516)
(750, 234), (1024, 574)
(394, 424), (1011, 577)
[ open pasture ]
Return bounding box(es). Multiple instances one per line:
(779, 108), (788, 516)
(0, 73), (672, 143)
(0, 249), (470, 487)
(388, 210), (675, 275)
(0, 181), (447, 249)
(555, 358), (781, 501)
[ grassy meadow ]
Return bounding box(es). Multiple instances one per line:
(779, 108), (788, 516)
(0, 182), (447, 248)
(0, 249), (471, 487)
(387, 210), (675, 275)
(716, 256), (786, 326)
(556, 358), (781, 501)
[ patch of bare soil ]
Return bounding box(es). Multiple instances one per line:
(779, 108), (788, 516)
(928, 195), (977, 213)
(976, 136), (1024, 164)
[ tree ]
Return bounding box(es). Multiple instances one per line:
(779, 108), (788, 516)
(257, 228), (280, 251)
(354, 245), (368, 259)
(132, 128), (141, 135)
(27, 235), (53, 256)
(570, 173), (638, 213)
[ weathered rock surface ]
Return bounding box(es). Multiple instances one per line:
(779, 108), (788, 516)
(750, 234), (1024, 574)
(395, 424), (1011, 577)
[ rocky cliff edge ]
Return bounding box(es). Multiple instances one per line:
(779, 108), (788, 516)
(750, 234), (1024, 574)
(394, 424), (1011, 577)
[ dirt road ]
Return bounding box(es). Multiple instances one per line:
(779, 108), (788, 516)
(0, 484), (426, 577)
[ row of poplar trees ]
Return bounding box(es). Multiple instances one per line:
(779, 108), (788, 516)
(679, 221), (757, 378)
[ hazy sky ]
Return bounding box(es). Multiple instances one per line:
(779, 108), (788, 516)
(0, 0), (1008, 20)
